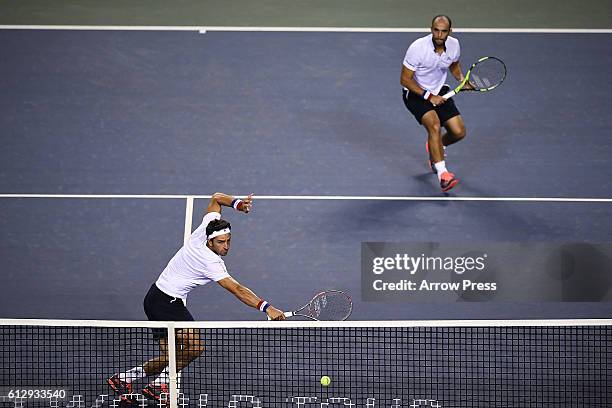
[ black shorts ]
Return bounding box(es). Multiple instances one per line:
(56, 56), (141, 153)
(143, 283), (195, 340)
(402, 85), (461, 125)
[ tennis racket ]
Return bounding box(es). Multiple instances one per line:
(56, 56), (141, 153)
(276, 290), (353, 321)
(443, 56), (507, 99)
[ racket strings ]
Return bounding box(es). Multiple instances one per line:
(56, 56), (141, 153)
(470, 58), (506, 90)
(309, 291), (352, 321)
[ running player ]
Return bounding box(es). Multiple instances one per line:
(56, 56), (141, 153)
(401, 15), (473, 192)
(107, 192), (284, 405)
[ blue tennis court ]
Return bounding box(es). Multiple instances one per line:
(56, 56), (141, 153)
(1, 28), (611, 321)
(1, 7), (611, 405)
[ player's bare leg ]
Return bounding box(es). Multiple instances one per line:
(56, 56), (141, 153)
(442, 115), (467, 146)
(421, 111), (444, 163)
(421, 110), (459, 191)
(142, 338), (169, 376)
(175, 328), (205, 371)
(107, 337), (170, 403)
(142, 329), (204, 405)
(141, 329), (203, 375)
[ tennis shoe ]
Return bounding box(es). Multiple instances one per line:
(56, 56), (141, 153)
(439, 171), (459, 192)
(142, 383), (170, 407)
(107, 374), (135, 404)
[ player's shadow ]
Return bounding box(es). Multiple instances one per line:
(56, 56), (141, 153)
(320, 192), (569, 243)
(298, 107), (429, 185)
(411, 171), (459, 197)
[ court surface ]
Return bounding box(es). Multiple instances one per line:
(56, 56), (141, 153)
(1, 5), (611, 322)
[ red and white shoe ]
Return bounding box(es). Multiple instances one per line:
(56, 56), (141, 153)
(142, 383), (170, 407)
(439, 171), (459, 192)
(106, 374), (135, 404)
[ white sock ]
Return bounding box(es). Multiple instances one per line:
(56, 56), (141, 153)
(434, 161), (448, 180)
(153, 367), (169, 385)
(118, 366), (146, 384)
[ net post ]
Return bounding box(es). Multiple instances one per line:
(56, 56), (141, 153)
(167, 322), (179, 408)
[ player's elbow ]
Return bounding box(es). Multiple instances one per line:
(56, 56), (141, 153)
(212, 192), (224, 203)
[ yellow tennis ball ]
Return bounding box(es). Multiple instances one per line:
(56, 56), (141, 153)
(320, 376), (331, 386)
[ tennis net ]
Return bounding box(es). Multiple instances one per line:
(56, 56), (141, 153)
(0, 319), (610, 408)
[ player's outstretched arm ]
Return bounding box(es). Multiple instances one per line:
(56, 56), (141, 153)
(207, 192), (253, 214)
(217, 277), (285, 320)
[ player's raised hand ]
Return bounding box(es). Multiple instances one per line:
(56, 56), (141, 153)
(238, 193), (254, 213)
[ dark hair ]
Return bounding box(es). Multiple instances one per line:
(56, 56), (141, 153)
(431, 14), (452, 29)
(206, 219), (231, 239)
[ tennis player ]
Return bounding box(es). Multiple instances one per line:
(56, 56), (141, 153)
(401, 15), (473, 192)
(107, 192), (285, 405)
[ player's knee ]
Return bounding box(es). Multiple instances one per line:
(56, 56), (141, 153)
(427, 123), (441, 137)
(185, 338), (205, 357)
(186, 343), (204, 360)
(191, 337), (205, 354)
(456, 128), (466, 140)
(195, 342), (205, 356)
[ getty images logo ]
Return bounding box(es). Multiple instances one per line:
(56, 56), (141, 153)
(372, 253), (487, 275)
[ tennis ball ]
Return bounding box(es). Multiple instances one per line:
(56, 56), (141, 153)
(320, 375), (331, 386)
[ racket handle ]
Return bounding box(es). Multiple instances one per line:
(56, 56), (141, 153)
(442, 90), (456, 100)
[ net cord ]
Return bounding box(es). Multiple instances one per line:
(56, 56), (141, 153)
(1, 318), (611, 329)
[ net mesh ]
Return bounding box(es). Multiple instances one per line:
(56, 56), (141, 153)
(1, 320), (611, 408)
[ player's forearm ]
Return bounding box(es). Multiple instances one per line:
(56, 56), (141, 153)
(211, 192), (237, 208)
(234, 284), (283, 318)
(233, 283), (265, 309)
(449, 62), (464, 82)
(218, 277), (284, 319)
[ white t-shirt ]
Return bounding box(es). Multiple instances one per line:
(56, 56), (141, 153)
(156, 211), (230, 300)
(403, 34), (460, 95)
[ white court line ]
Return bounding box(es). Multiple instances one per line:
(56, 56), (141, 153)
(197, 27), (612, 34)
(183, 196), (194, 245)
(0, 194), (611, 203)
(0, 25), (610, 33)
